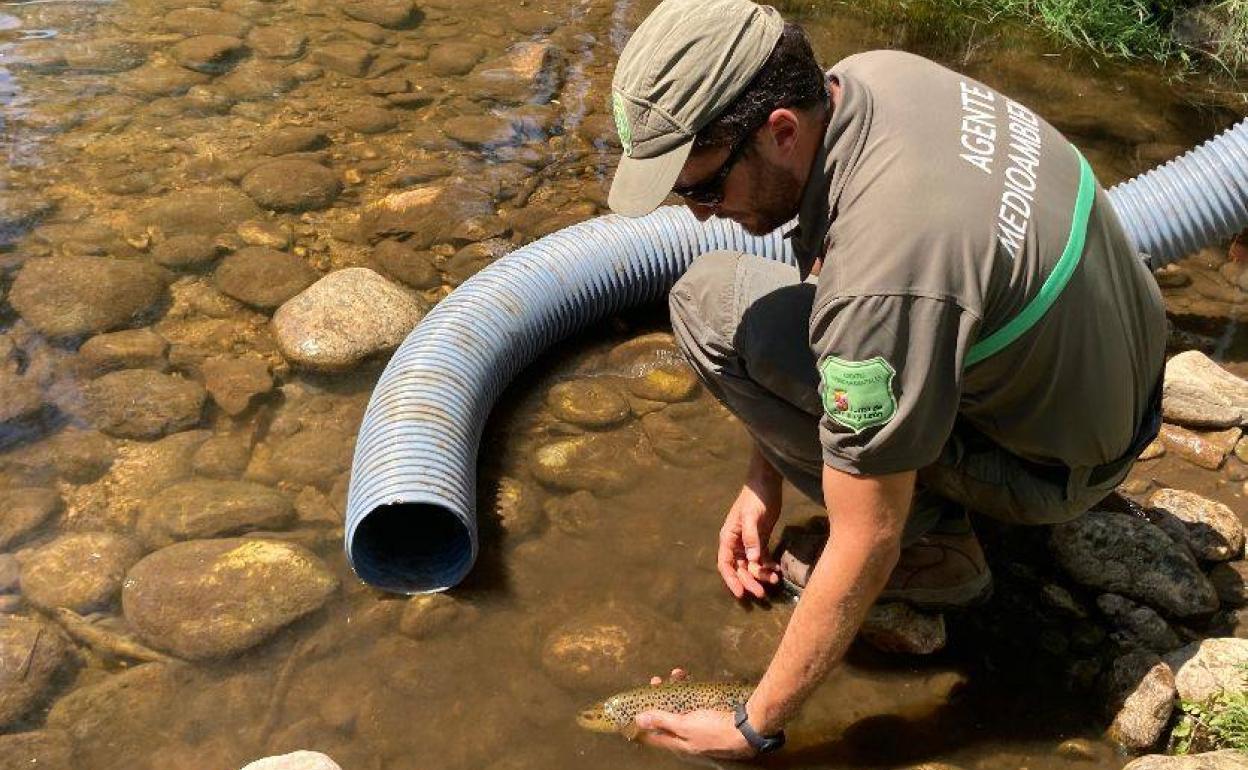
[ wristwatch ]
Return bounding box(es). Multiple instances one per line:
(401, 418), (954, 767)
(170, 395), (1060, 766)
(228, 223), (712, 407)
(734, 702), (786, 754)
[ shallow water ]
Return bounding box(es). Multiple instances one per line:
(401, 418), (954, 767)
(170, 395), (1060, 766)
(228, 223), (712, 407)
(0, 0), (1245, 768)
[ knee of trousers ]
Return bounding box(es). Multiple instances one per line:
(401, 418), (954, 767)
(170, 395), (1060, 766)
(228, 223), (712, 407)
(668, 250), (743, 357)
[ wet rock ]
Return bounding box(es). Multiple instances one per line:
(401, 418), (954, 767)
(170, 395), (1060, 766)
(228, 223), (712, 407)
(627, 364), (699, 403)
(214, 247), (319, 309)
(46, 663), (184, 762)
(531, 431), (644, 496)
(342, 0), (420, 28)
(0, 617), (70, 729)
(0, 370), (43, 426)
(0, 556), (18, 594)
(0, 194), (53, 244)
(217, 60), (298, 100)
(606, 332), (682, 373)
(79, 328), (168, 373)
(545, 380), (629, 429)
(1055, 738), (1099, 761)
(399, 594), (478, 639)
(1209, 561), (1248, 607)
(171, 34), (247, 74)
(141, 188), (261, 238)
(344, 19), (388, 44)
(255, 127), (329, 156)
(64, 39), (147, 72)
(20, 532), (142, 613)
(122, 62), (210, 97)
(444, 238), (511, 286)
(1148, 488), (1244, 562)
(241, 751), (343, 770)
(0, 596), (19, 614)
(544, 490), (598, 536)
(123, 538), (337, 659)
(0, 731), (74, 770)
(1097, 593), (1182, 653)
(241, 160), (341, 213)
(442, 113), (516, 148)
(1107, 654), (1176, 751)
(74, 370), (206, 439)
(1165, 638), (1248, 702)
(263, 430), (353, 489)
(43, 429), (116, 483)
(540, 601), (693, 690)
(9, 256), (168, 338)
(237, 220), (292, 250)
(640, 411), (715, 468)
(428, 42), (485, 76)
(1123, 751), (1248, 770)
(272, 268), (427, 372)
(193, 434), (252, 480)
(494, 476), (543, 540)
(859, 602), (946, 654)
(136, 479), (293, 548)
(372, 240), (440, 289)
(1159, 423), (1241, 470)
(1139, 439), (1165, 460)
(448, 214), (510, 245)
(1163, 351), (1248, 429)
(202, 355), (272, 415)
(293, 486), (339, 525)
(471, 42), (565, 104)
(1050, 511), (1218, 618)
(166, 7), (252, 37)
(247, 26), (307, 59)
(340, 105), (397, 134)
(312, 43), (374, 78)
(359, 182), (494, 247)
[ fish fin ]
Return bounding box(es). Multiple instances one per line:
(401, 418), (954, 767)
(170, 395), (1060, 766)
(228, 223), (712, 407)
(620, 722), (641, 742)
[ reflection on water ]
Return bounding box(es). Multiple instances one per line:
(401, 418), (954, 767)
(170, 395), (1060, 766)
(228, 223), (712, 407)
(0, 0), (1243, 768)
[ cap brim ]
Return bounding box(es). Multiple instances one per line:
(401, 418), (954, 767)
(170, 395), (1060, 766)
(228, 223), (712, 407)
(607, 139), (694, 217)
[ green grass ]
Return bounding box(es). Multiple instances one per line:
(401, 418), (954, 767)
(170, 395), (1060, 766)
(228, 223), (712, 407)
(1171, 691), (1248, 754)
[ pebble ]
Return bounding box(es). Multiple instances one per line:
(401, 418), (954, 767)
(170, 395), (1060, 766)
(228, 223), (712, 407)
(272, 268), (428, 371)
(171, 35), (247, 74)
(122, 62), (210, 97)
(546, 380), (630, 428)
(442, 114), (516, 148)
(372, 240), (440, 289)
(73, 369), (207, 439)
(166, 7), (252, 37)
(1162, 350), (1248, 429)
(427, 42), (485, 76)
(340, 105), (397, 134)
(79, 328), (169, 373)
(20, 532), (143, 613)
(214, 247), (319, 309)
(136, 479), (293, 548)
(122, 538), (338, 659)
(1159, 423), (1240, 470)
(8, 256), (168, 338)
(311, 43), (375, 78)
(237, 219), (292, 249)
(217, 61), (298, 100)
(0, 617), (71, 729)
(153, 234), (226, 270)
(241, 160), (342, 212)
(1148, 488), (1244, 561)
(255, 127), (330, 156)
(342, 0), (421, 28)
(201, 354), (273, 415)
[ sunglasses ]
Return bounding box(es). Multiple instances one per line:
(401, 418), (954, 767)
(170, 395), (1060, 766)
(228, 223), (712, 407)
(671, 136), (752, 207)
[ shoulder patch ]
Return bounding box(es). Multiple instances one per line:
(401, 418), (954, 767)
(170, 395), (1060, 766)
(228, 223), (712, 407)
(612, 92), (632, 156)
(818, 356), (898, 433)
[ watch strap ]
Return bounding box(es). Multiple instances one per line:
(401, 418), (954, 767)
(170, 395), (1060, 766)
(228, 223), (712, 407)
(734, 702), (785, 754)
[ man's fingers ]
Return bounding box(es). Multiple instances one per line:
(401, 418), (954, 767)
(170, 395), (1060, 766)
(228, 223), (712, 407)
(670, 667), (688, 681)
(635, 710), (682, 735)
(734, 558), (767, 598)
(741, 515), (764, 562)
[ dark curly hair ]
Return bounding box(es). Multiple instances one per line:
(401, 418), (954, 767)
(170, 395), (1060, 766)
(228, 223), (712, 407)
(694, 23), (828, 150)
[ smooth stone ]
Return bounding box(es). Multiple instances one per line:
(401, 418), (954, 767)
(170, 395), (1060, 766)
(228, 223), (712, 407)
(42, 430), (116, 484)
(540, 602), (694, 690)
(20, 532), (142, 613)
(859, 602), (946, 654)
(442, 114), (516, 148)
(544, 490), (598, 536)
(1107, 654), (1176, 751)
(46, 663), (185, 760)
(427, 42), (485, 76)
(493, 476), (544, 540)
(192, 435), (252, 480)
(136, 479), (293, 548)
(166, 7), (251, 37)
(122, 538), (337, 659)
(237, 220), (291, 249)
(1210, 561), (1248, 607)
(171, 34), (246, 74)
(9, 256), (168, 338)
(0, 369), (42, 425)
(1051, 511), (1219, 618)
(0, 617), (70, 728)
(214, 247), (319, 309)
(0, 731), (74, 770)
(372, 240), (439, 289)
(470, 42), (565, 104)
(1139, 439), (1166, 461)
(74, 370), (206, 439)
(1161, 423), (1241, 470)
(240, 751), (343, 770)
(0, 556), (18, 594)
(1149, 488), (1244, 562)
(531, 431), (644, 496)
(241, 160), (341, 213)
(358, 182), (494, 247)
(272, 268), (427, 371)
(255, 127), (329, 156)
(247, 26), (307, 59)
(202, 355), (272, 415)
(1055, 738), (1099, 761)
(627, 364), (699, 403)
(447, 214), (509, 246)
(366, 75), (410, 95)
(606, 332), (682, 374)
(545, 380), (629, 428)
(342, 0), (420, 28)
(122, 62), (209, 97)
(398, 594), (478, 639)
(140, 188), (260, 238)
(1123, 751), (1248, 770)
(340, 105), (397, 134)
(1162, 351), (1248, 429)
(64, 39), (147, 72)
(262, 430), (354, 490)
(1165, 638), (1248, 702)
(79, 328), (168, 373)
(1097, 593), (1183, 653)
(640, 411), (714, 468)
(216, 60), (297, 100)
(311, 43), (374, 78)
(444, 238), (511, 287)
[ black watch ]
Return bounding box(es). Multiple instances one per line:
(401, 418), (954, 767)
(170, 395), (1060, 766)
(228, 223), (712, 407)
(734, 702), (786, 754)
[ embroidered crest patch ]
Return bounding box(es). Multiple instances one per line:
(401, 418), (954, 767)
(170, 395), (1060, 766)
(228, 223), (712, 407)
(818, 356), (897, 433)
(612, 92), (632, 156)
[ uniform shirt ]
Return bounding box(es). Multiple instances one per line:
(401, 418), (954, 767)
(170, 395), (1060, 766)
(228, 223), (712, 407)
(792, 50), (1166, 476)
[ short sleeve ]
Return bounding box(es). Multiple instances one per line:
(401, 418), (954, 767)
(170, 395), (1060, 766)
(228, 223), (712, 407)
(808, 293), (979, 475)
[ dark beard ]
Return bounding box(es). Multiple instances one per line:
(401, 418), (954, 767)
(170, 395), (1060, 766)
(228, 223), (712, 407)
(744, 159), (803, 235)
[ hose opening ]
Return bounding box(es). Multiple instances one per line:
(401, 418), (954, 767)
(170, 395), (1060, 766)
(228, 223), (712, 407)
(349, 502), (473, 593)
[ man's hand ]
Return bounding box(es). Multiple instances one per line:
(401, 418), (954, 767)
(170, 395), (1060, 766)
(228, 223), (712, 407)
(633, 709), (755, 759)
(718, 446), (783, 599)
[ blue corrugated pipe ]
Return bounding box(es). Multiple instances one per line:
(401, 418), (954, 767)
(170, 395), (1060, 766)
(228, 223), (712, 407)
(345, 117), (1248, 594)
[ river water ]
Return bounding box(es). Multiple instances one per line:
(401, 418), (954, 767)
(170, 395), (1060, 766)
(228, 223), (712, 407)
(0, 0), (1245, 768)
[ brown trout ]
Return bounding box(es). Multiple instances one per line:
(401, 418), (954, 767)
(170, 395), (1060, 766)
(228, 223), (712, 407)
(577, 681), (754, 738)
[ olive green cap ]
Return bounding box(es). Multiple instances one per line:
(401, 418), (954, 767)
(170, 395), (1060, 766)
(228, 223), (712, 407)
(608, 0), (784, 217)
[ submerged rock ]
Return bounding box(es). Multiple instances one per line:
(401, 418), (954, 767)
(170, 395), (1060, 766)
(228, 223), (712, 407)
(544, 490), (598, 536)
(1149, 488), (1244, 562)
(79, 328), (169, 373)
(540, 601), (694, 690)
(1051, 511), (1218, 618)
(123, 538), (338, 659)
(531, 431), (645, 495)
(0, 731), (74, 770)
(214, 247), (319, 309)
(399, 593), (479, 639)
(444, 238), (511, 286)
(46, 663), (185, 761)
(140, 188), (261, 239)
(359, 182), (494, 247)
(171, 34), (247, 74)
(0, 616), (70, 729)
(1162, 351), (1248, 429)
(342, 0), (420, 28)
(311, 43), (374, 78)
(494, 476), (544, 540)
(545, 380), (629, 428)
(241, 160), (342, 213)
(859, 603), (946, 654)
(136, 479), (294, 548)
(0, 488), (61, 550)
(372, 240), (440, 289)
(20, 532), (143, 613)
(202, 354), (272, 415)
(255, 127), (330, 156)
(627, 364), (699, 403)
(74, 369), (206, 439)
(8, 256), (168, 338)
(272, 268), (427, 371)
(166, 7), (251, 37)
(247, 27), (307, 60)
(470, 42), (566, 104)
(428, 42), (485, 76)
(1164, 638), (1248, 703)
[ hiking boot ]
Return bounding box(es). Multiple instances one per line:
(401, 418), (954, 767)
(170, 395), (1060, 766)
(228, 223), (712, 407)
(775, 522), (992, 610)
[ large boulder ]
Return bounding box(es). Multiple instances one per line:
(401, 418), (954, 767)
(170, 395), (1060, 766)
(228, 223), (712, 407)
(72, 369), (206, 439)
(272, 268), (427, 372)
(20, 532), (143, 613)
(1149, 488), (1245, 562)
(122, 538), (338, 659)
(1163, 351), (1248, 429)
(1051, 511), (1218, 618)
(8, 256), (168, 338)
(1164, 638), (1248, 703)
(0, 617), (70, 729)
(1124, 751), (1248, 770)
(135, 479), (294, 548)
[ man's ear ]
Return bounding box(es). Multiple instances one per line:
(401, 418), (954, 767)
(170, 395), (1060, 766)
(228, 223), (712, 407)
(764, 108), (801, 154)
